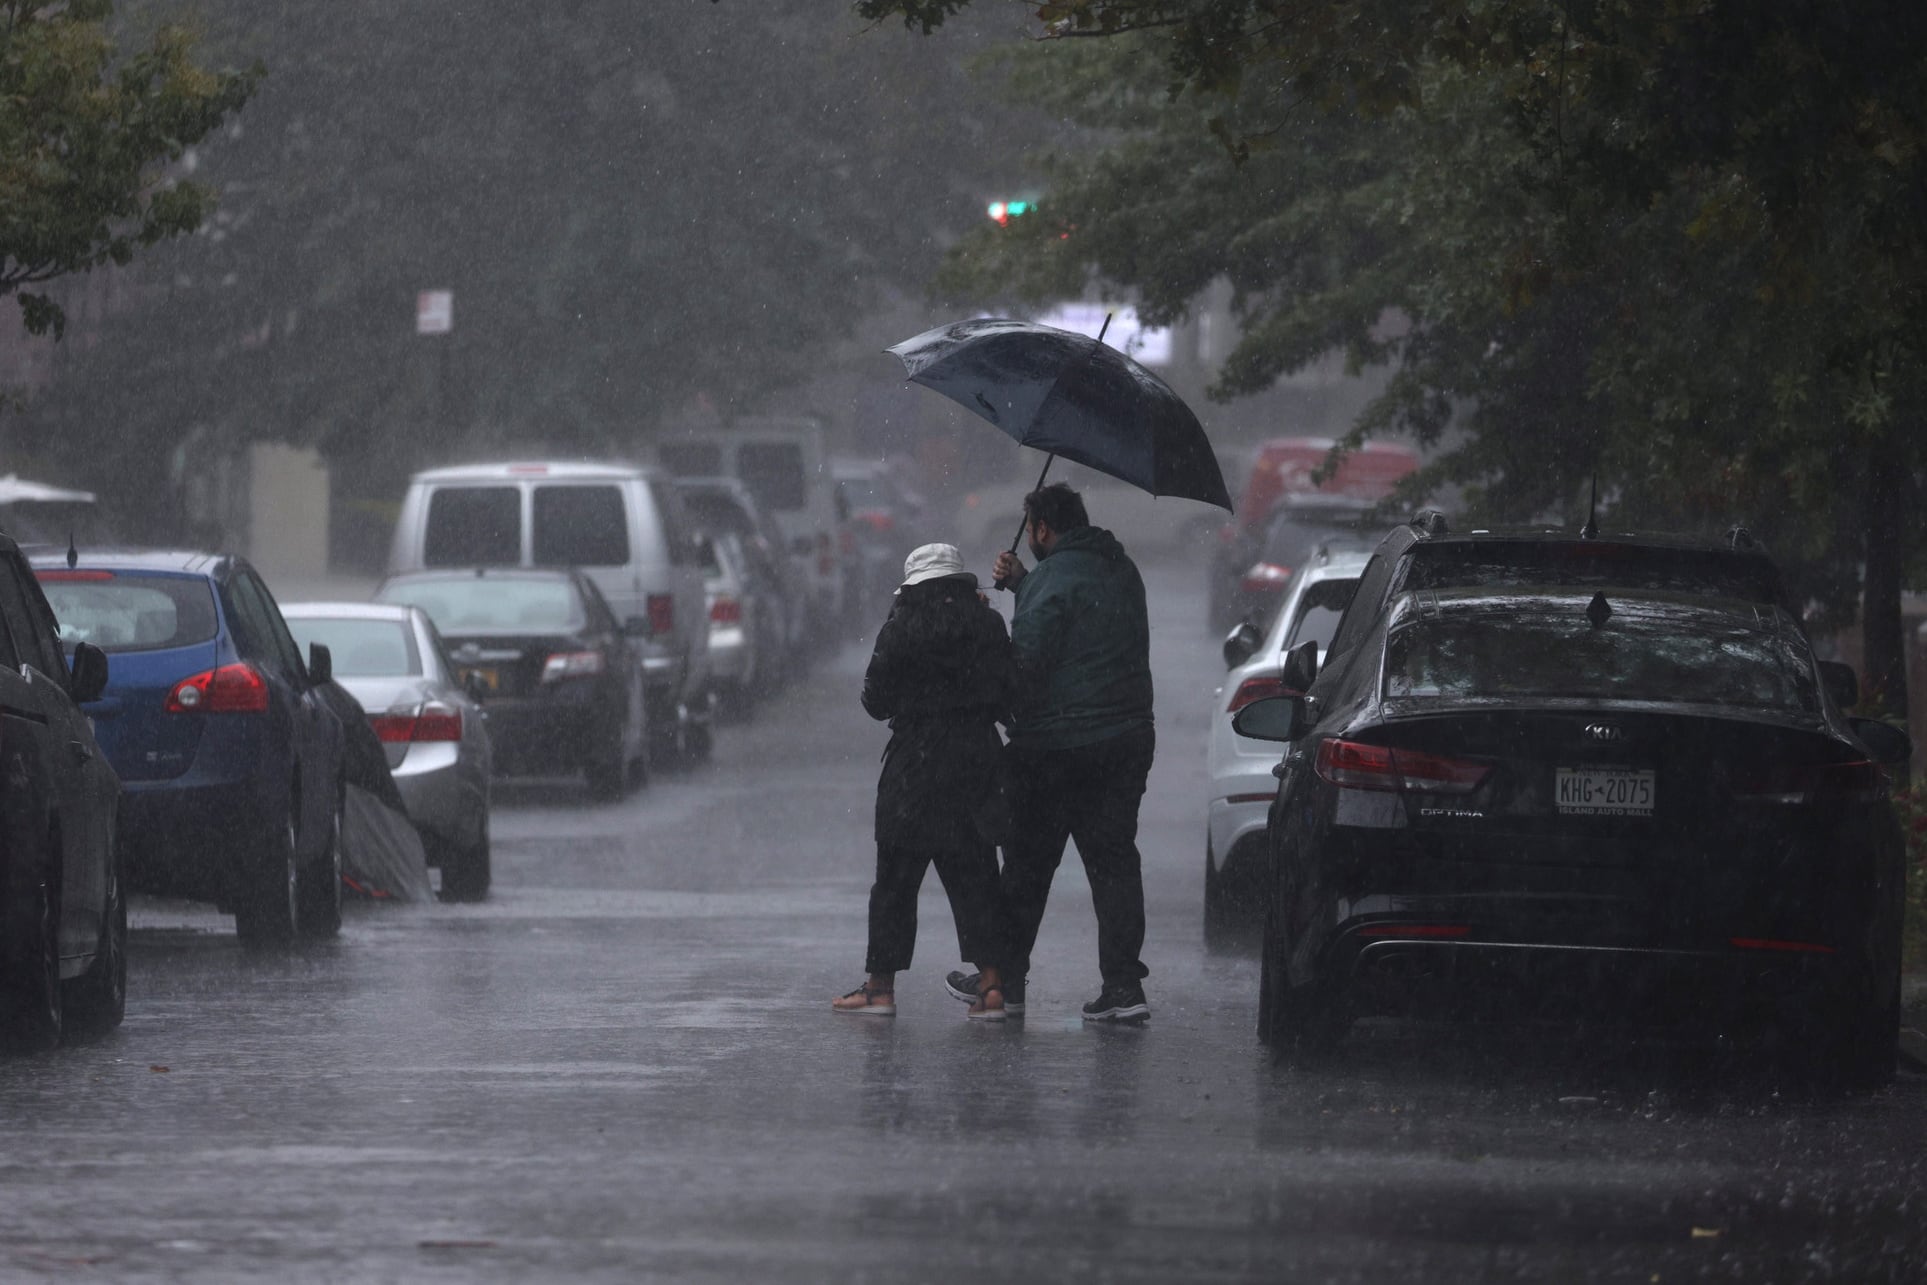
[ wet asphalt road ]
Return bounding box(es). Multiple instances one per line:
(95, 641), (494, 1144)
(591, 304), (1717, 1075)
(1, 556), (1924, 1283)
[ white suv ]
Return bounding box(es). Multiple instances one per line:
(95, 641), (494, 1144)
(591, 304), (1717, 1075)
(1203, 546), (1370, 944)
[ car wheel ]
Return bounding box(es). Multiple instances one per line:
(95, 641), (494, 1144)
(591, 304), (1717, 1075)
(235, 815), (300, 945)
(64, 840), (126, 1036)
(1258, 903), (1344, 1060)
(1203, 842), (1230, 952)
(1, 866), (62, 1051)
(1829, 969), (1900, 1090)
(439, 820), (491, 902)
(586, 733), (629, 800)
(297, 793), (343, 939)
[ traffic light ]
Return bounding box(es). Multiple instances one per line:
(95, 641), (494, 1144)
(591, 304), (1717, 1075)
(987, 199), (1035, 227)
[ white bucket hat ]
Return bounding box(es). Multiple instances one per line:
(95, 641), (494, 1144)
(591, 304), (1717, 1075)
(898, 542), (976, 592)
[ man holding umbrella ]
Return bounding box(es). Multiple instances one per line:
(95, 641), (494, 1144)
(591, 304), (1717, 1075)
(947, 481), (1155, 1022)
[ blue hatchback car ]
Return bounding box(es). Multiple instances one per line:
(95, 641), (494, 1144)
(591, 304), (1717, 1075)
(32, 551), (346, 942)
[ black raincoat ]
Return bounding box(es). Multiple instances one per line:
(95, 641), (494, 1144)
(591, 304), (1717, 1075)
(861, 579), (1016, 850)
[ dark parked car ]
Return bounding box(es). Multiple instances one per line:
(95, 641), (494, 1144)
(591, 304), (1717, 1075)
(0, 535), (122, 1049)
(33, 550), (346, 944)
(374, 568), (647, 798)
(1237, 583), (1909, 1084)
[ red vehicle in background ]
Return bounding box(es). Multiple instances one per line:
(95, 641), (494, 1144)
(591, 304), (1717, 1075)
(1209, 437), (1420, 629)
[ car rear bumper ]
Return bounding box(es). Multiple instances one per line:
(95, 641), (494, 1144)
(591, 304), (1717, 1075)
(482, 694), (622, 774)
(118, 777), (277, 903)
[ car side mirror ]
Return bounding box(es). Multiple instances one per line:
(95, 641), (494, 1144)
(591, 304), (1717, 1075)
(1231, 694), (1310, 743)
(69, 642), (108, 705)
(1281, 639), (1319, 692)
(1222, 620), (1264, 670)
(307, 642), (332, 686)
(1848, 717), (1912, 768)
(623, 615), (651, 638)
(1819, 661), (1859, 709)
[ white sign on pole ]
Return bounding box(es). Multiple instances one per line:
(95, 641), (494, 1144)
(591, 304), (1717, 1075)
(416, 290), (454, 336)
(1034, 302), (1172, 366)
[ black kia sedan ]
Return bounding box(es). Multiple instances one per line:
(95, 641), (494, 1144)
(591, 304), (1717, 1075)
(1236, 585), (1909, 1084)
(373, 568), (647, 797)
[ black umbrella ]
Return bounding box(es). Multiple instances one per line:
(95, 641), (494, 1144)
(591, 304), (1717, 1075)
(886, 316), (1233, 578)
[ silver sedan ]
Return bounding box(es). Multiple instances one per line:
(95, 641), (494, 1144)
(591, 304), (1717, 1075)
(283, 601), (493, 898)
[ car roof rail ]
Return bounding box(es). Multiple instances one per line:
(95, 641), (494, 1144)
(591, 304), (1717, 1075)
(1411, 509), (1449, 538)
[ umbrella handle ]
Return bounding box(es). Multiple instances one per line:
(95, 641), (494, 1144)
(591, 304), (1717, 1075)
(994, 453), (1056, 592)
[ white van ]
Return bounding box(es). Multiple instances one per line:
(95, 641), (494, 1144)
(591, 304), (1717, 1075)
(656, 417), (846, 642)
(387, 460), (713, 758)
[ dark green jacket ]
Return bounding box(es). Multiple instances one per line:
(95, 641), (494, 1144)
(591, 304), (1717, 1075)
(1008, 525), (1153, 749)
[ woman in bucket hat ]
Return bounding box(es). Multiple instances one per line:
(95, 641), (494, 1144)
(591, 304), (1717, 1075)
(833, 543), (1016, 1020)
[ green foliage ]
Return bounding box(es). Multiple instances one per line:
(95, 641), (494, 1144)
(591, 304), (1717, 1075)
(0, 1), (256, 335)
(885, 0), (1927, 648)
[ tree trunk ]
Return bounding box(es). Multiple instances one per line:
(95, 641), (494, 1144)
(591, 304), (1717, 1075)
(1861, 436), (1908, 720)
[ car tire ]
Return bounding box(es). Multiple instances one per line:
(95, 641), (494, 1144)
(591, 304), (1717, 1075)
(1829, 969), (1900, 1090)
(297, 794), (343, 939)
(1258, 904), (1344, 1060)
(586, 733), (629, 800)
(439, 821), (492, 902)
(1, 865), (62, 1052)
(1204, 843), (1230, 952)
(235, 815), (300, 945)
(64, 842), (126, 1037)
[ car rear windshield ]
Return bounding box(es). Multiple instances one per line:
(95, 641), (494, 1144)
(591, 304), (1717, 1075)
(378, 577), (583, 635)
(39, 572), (219, 653)
(680, 492), (754, 540)
(424, 486), (521, 566)
(532, 485), (629, 567)
(1402, 543), (1783, 603)
(286, 618), (420, 677)
(1384, 612), (1818, 711)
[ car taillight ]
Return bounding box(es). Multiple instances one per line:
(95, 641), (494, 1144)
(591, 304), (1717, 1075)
(369, 705), (463, 743)
(1314, 737), (1490, 794)
(1735, 759), (1884, 804)
(1239, 562), (1293, 593)
(541, 651), (604, 683)
(710, 596), (742, 625)
(35, 570), (115, 582)
(1227, 675), (1300, 714)
(859, 511), (895, 533)
(647, 594), (674, 635)
(165, 663), (269, 714)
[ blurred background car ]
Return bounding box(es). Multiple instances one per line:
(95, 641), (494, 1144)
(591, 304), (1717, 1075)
(1209, 437), (1419, 629)
(283, 602), (493, 899)
(1205, 546), (1369, 945)
(832, 457), (930, 624)
(374, 567), (647, 799)
(34, 550), (346, 943)
(674, 475), (807, 682)
(697, 531), (782, 717)
(0, 533), (122, 1049)
(1220, 495), (1387, 629)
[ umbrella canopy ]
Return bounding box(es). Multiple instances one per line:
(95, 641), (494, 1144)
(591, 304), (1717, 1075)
(886, 318), (1232, 512)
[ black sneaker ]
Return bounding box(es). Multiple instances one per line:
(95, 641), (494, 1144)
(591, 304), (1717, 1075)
(1081, 983), (1149, 1023)
(944, 970), (1025, 1014)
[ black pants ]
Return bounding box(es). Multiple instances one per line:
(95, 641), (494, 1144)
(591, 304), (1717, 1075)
(864, 839), (1006, 975)
(1001, 723), (1155, 989)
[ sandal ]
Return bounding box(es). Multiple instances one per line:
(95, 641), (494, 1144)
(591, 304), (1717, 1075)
(832, 982), (896, 1016)
(966, 985), (1007, 1022)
